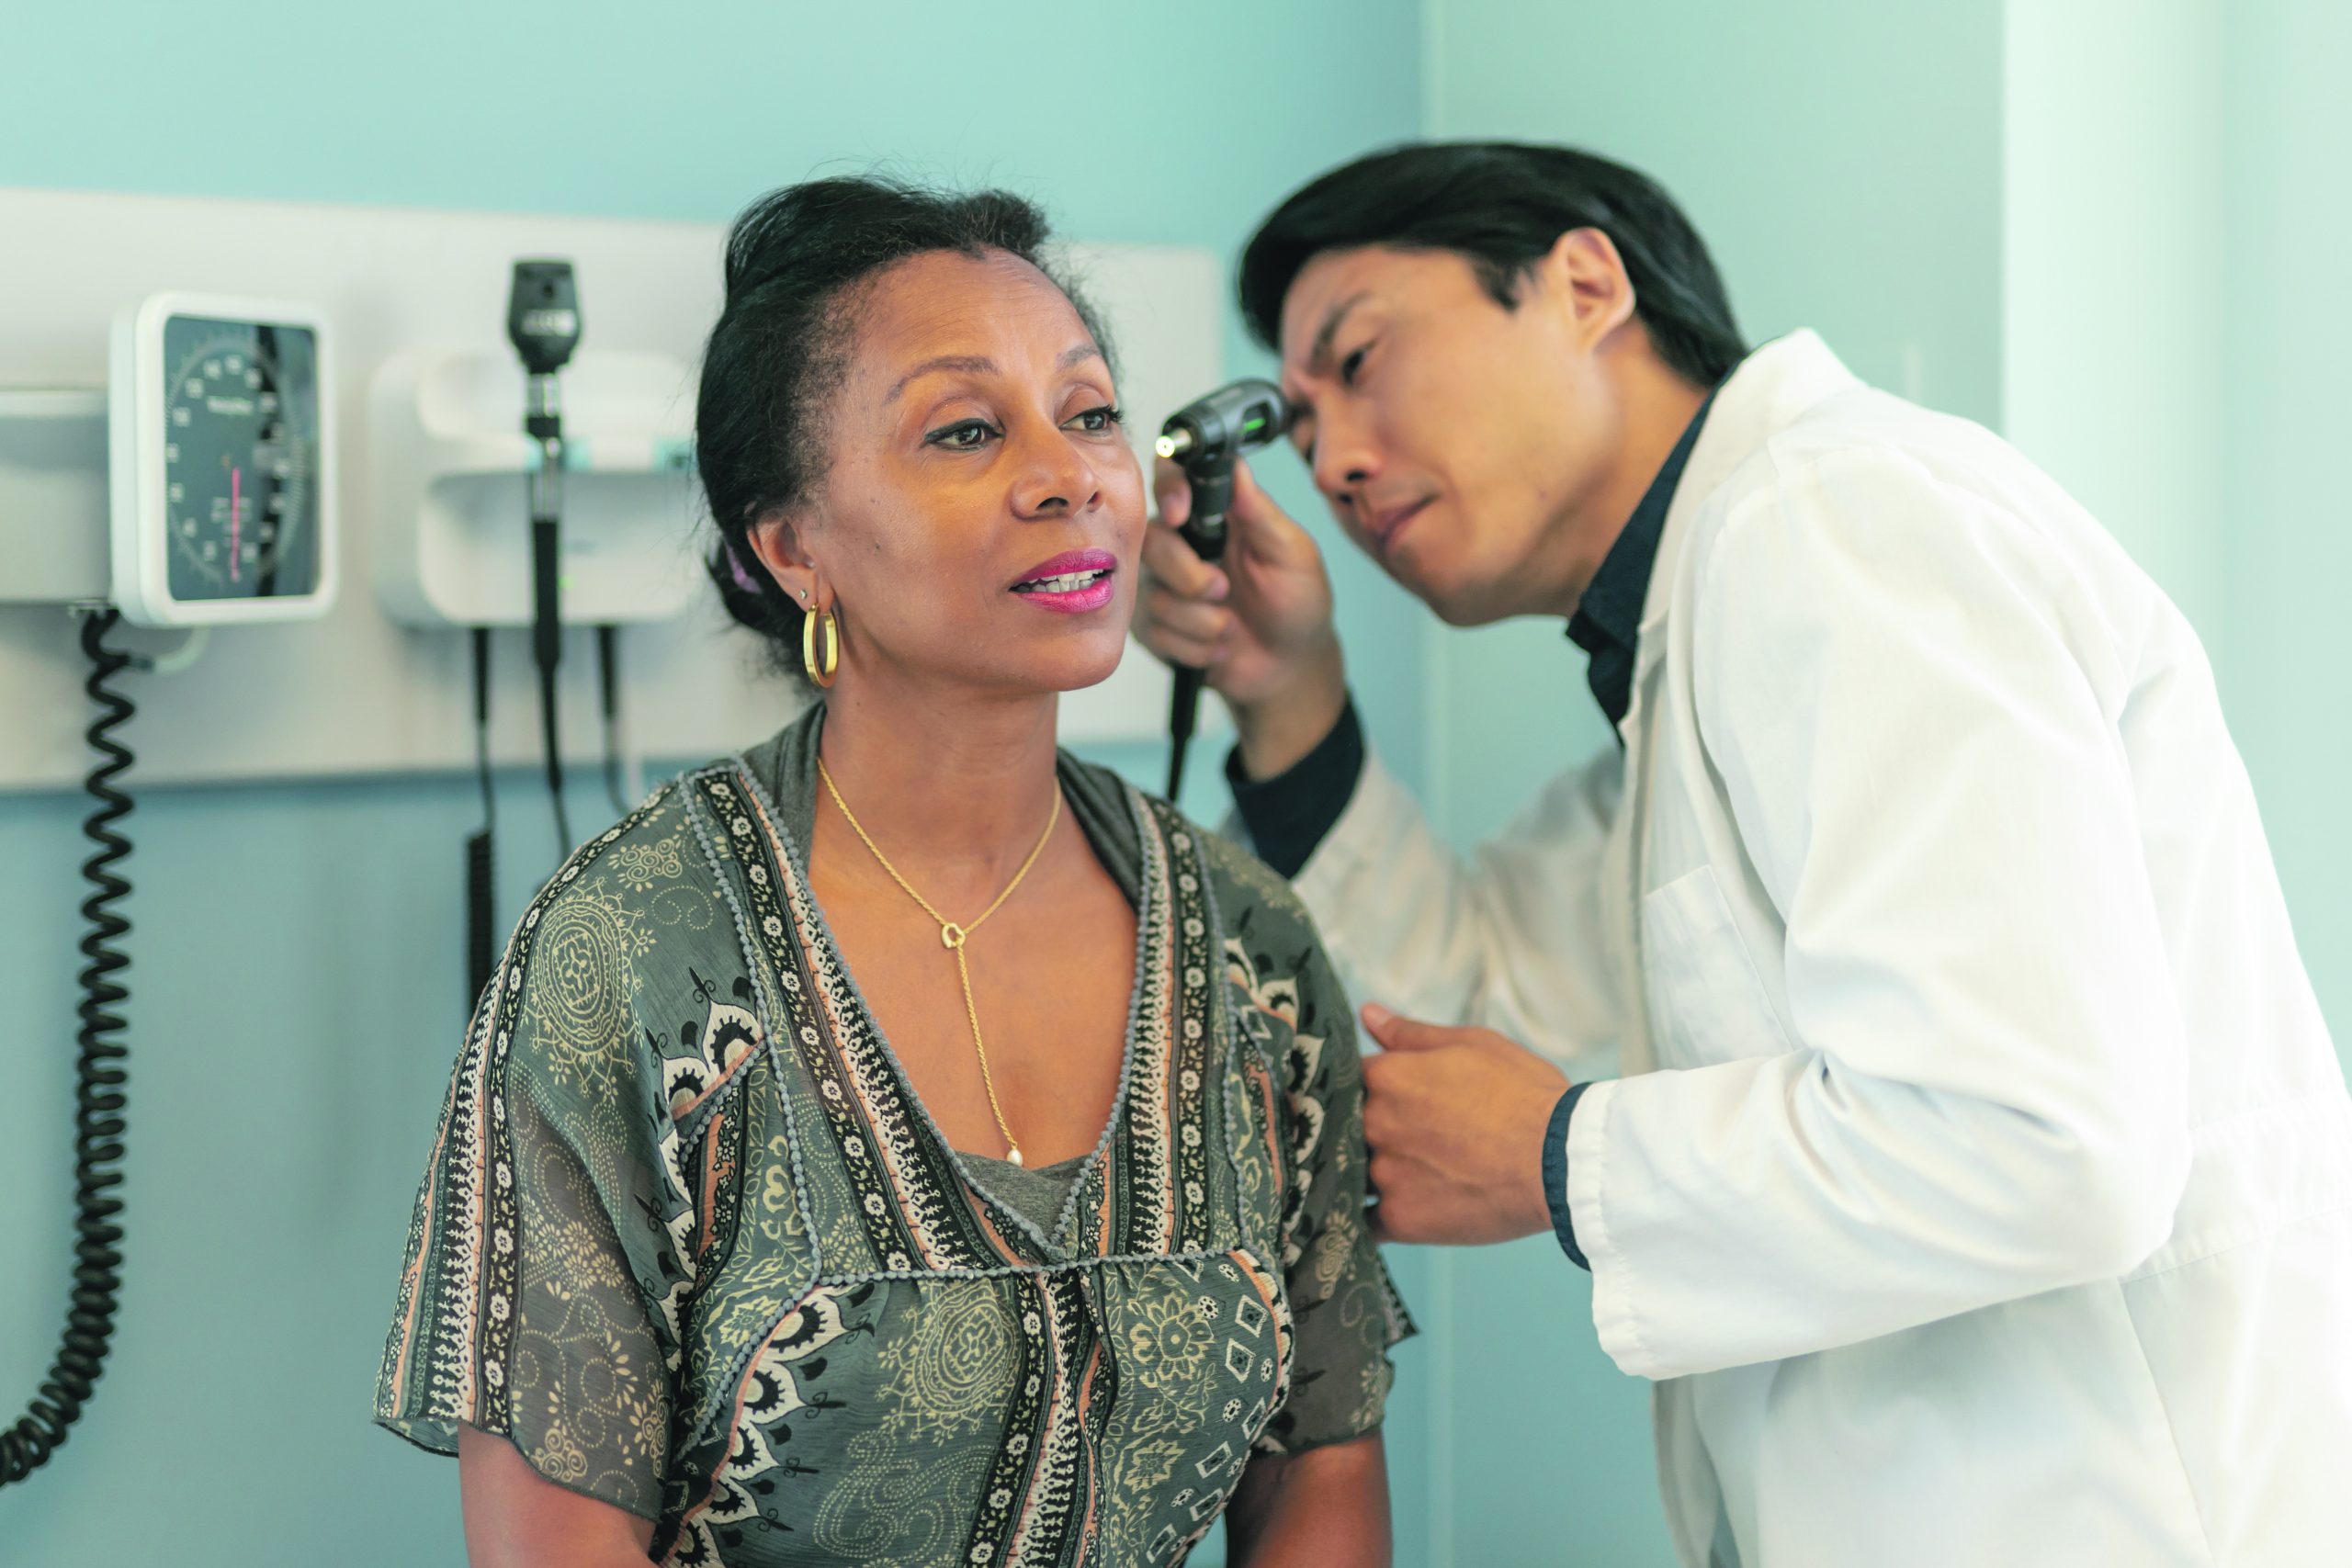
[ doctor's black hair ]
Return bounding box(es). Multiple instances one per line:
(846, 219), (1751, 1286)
(695, 175), (1112, 678)
(1238, 141), (1746, 388)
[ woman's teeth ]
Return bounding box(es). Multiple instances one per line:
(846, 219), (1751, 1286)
(1014, 570), (1108, 593)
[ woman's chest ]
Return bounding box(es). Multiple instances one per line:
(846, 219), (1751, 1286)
(668, 1257), (1292, 1567)
(816, 877), (1139, 1167)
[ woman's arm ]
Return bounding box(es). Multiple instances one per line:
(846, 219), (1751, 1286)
(1222, 1433), (1390, 1567)
(458, 1426), (656, 1567)
(1204, 832), (1409, 1565)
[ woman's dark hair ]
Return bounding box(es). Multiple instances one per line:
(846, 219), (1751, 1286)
(696, 175), (1111, 676)
(1238, 141), (1745, 388)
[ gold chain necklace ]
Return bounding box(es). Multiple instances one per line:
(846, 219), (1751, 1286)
(817, 756), (1061, 1167)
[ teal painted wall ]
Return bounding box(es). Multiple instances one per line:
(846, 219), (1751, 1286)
(2001, 0), (2350, 1069)
(2003, 0), (2228, 651)
(0, 4), (1427, 1562)
(2220, 0), (2352, 1049)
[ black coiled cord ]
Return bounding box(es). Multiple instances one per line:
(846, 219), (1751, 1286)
(0, 607), (134, 1484)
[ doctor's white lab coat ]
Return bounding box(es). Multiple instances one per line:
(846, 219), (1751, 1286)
(1290, 332), (2352, 1565)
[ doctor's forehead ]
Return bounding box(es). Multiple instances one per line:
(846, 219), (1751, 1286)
(1276, 246), (1487, 377)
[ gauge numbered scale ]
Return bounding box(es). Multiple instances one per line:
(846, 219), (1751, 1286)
(108, 292), (334, 626)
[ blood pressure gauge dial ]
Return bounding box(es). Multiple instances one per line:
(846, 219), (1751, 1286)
(108, 293), (335, 626)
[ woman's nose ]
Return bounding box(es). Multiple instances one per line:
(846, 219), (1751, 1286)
(1010, 423), (1101, 518)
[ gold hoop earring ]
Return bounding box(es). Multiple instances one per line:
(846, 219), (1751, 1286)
(802, 604), (841, 688)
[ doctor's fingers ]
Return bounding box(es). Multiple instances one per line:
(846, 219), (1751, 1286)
(1360, 1060), (1445, 1153)
(1153, 454), (1194, 530)
(1135, 596), (1233, 670)
(1140, 515), (1230, 602)
(1364, 1152), (1445, 1246)
(1227, 460), (1322, 571)
(1360, 1003), (1476, 1054)
(1363, 1053), (1513, 1168)
(1137, 583), (1235, 644)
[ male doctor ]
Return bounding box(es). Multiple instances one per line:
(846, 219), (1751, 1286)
(1137, 141), (2352, 1566)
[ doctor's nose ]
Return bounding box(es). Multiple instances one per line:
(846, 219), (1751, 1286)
(1311, 423), (1381, 512)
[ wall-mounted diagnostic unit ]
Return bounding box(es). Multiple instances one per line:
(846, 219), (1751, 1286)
(107, 293), (335, 626)
(0, 293), (334, 1486)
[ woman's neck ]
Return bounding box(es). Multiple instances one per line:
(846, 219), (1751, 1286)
(812, 671), (1066, 901)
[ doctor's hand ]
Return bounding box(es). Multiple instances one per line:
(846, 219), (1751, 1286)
(1136, 456), (1348, 781)
(1359, 1003), (1571, 1247)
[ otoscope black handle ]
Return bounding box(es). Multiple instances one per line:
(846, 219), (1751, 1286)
(1166, 484), (1235, 798)
(1166, 668), (1206, 799)
(1157, 378), (1291, 802)
(1177, 469), (1237, 560)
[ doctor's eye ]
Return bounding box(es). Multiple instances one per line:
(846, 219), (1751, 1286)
(1339, 343), (1373, 389)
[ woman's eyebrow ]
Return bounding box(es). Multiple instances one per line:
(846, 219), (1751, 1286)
(885, 344), (1103, 404)
(887, 355), (994, 403)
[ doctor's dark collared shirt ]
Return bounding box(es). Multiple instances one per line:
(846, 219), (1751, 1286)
(1227, 391), (1717, 1271)
(1565, 390), (1715, 739)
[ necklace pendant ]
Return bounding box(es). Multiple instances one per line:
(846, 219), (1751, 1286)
(1007, 1144), (1024, 1168)
(940, 921), (967, 950)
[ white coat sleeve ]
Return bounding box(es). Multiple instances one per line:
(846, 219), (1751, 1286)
(1283, 745), (1625, 1075)
(1569, 449), (2193, 1381)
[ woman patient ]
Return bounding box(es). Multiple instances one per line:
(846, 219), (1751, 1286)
(374, 176), (1408, 1566)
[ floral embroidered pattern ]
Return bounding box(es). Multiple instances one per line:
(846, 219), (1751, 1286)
(875, 1282), (1022, 1445)
(1124, 1286), (1213, 1392)
(608, 833), (688, 892)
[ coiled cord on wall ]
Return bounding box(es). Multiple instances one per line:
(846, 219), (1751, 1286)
(0, 607), (134, 1485)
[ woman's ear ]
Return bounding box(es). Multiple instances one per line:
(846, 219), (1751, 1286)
(748, 510), (822, 612)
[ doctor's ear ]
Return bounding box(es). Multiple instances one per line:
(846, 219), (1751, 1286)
(1538, 227), (1639, 350)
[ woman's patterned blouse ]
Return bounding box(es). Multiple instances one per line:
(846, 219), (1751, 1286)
(375, 708), (1412, 1565)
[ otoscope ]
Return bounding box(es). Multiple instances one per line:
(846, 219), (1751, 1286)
(507, 259), (582, 851)
(1154, 378), (1294, 799)
(457, 261), (581, 1013)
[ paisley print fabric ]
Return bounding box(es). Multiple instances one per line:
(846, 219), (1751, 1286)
(375, 707), (1410, 1564)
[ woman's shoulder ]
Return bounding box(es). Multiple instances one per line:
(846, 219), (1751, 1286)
(1056, 753), (1326, 953)
(1193, 818), (1317, 934)
(524, 773), (713, 929)
(492, 773), (763, 1083)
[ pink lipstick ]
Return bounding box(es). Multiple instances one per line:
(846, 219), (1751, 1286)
(1010, 548), (1118, 615)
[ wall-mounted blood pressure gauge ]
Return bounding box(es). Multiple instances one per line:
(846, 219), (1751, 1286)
(108, 293), (334, 626)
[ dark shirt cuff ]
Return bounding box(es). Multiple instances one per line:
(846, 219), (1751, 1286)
(1226, 694), (1364, 879)
(1543, 1082), (1594, 1270)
